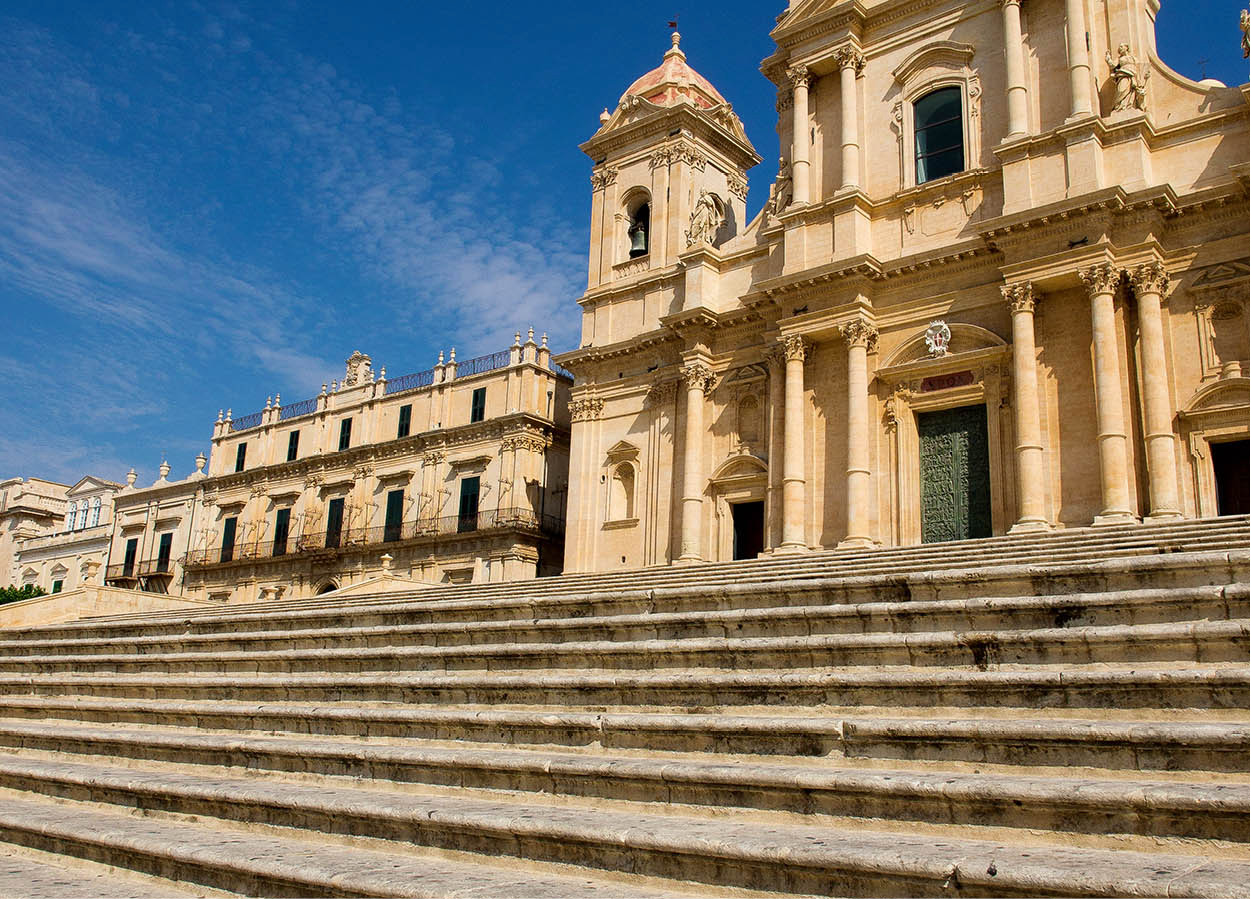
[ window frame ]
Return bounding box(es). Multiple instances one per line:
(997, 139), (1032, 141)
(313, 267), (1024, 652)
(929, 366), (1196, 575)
(287, 430), (300, 462)
(234, 442), (247, 473)
(912, 85), (965, 185)
(397, 404), (412, 439)
(273, 507), (291, 556)
(889, 42), (980, 192)
(156, 532), (174, 574)
(470, 388), (486, 424)
(338, 418), (352, 452)
(220, 517), (237, 563)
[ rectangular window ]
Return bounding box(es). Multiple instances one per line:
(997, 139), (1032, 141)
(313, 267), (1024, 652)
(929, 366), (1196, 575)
(272, 507), (291, 556)
(122, 538), (138, 577)
(51, 579), (63, 594)
(470, 387), (486, 423)
(234, 443), (247, 473)
(384, 489), (404, 542)
(457, 476), (480, 533)
(397, 404), (412, 439)
(220, 517), (237, 563)
(156, 532), (173, 574)
(338, 418), (352, 451)
(287, 431), (300, 462)
(326, 497), (345, 548)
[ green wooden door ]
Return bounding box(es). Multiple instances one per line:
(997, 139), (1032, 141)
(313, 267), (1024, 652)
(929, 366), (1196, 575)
(918, 404), (992, 543)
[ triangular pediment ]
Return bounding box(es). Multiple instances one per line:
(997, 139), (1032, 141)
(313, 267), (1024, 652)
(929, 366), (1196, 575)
(68, 475), (122, 497)
(1191, 261), (1249, 289)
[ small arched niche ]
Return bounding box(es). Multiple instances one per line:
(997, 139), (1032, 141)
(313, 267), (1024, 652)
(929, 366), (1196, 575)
(604, 440), (640, 524)
(622, 190), (651, 259)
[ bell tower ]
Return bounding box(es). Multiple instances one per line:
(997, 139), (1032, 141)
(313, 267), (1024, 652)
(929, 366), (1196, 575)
(581, 33), (760, 299)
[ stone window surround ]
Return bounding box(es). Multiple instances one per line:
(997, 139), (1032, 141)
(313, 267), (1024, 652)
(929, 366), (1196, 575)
(890, 42), (982, 192)
(1178, 378), (1249, 518)
(708, 455), (769, 563)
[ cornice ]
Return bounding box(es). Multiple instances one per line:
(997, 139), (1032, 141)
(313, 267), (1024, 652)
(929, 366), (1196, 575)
(580, 103), (759, 168)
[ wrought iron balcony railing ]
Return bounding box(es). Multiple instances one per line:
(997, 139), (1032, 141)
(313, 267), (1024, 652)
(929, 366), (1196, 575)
(182, 506), (564, 568)
(105, 558), (175, 581)
(457, 350), (511, 378)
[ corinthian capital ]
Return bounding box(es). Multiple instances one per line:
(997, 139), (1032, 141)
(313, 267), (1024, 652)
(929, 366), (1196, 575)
(682, 362), (715, 394)
(1128, 261), (1170, 297)
(786, 64), (811, 89)
(1079, 262), (1122, 298)
(1001, 281), (1037, 314)
(780, 334), (810, 362)
(839, 320), (879, 351)
(589, 166), (618, 191)
(833, 46), (866, 74)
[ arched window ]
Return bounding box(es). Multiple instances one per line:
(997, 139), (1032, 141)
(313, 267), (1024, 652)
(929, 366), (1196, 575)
(914, 86), (964, 184)
(65, 502), (76, 531)
(609, 463), (636, 521)
(89, 497), (101, 527)
(625, 197), (650, 259)
(76, 502), (89, 530)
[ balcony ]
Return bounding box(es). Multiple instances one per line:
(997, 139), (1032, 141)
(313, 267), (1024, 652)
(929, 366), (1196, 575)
(104, 557), (175, 582)
(182, 506), (565, 569)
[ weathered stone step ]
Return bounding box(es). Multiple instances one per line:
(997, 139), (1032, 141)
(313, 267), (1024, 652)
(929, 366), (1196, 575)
(5, 664), (1244, 710)
(0, 757), (1244, 898)
(25, 531), (1248, 642)
(0, 842), (220, 897)
(0, 790), (703, 899)
(5, 585), (1242, 659)
(7, 619), (1243, 675)
(2, 720), (1245, 833)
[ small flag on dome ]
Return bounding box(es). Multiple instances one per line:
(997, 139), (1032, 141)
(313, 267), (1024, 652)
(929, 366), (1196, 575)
(668, 16), (679, 29)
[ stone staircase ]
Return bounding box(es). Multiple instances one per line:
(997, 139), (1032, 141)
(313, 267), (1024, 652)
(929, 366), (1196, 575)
(0, 516), (1245, 898)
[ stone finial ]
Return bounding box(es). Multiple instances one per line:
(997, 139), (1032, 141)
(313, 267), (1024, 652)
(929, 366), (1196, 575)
(541, 333), (549, 347)
(275, 393), (281, 406)
(379, 367), (386, 380)
(331, 379), (339, 392)
(225, 408), (232, 421)
(667, 31), (684, 60)
(265, 396), (272, 410)
(599, 108), (610, 124)
(216, 409), (223, 423)
(194, 452), (207, 473)
(158, 459), (171, 481)
(450, 348), (457, 361)
(380, 553), (394, 572)
(526, 327), (536, 345)
(320, 383), (328, 396)
(437, 350), (445, 365)
(514, 331), (522, 347)
(125, 468), (137, 488)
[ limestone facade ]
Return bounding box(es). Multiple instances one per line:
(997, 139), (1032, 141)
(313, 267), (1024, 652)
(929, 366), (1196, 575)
(12, 476), (121, 593)
(0, 478), (69, 589)
(116, 338), (573, 603)
(558, 1), (1250, 573)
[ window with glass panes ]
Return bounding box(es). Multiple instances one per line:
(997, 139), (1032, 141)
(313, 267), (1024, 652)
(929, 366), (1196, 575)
(914, 86), (964, 184)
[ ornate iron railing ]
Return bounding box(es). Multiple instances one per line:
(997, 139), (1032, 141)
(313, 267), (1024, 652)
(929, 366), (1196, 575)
(279, 396), (318, 420)
(549, 362), (574, 381)
(228, 411), (264, 433)
(457, 350), (511, 378)
(104, 558), (174, 581)
(182, 507), (564, 568)
(384, 368), (435, 396)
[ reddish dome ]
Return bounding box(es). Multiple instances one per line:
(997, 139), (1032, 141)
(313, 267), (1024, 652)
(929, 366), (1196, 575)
(619, 33), (728, 110)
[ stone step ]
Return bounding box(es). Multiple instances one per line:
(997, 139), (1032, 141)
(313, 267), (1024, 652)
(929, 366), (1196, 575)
(6, 618), (1243, 676)
(2, 720), (1245, 834)
(0, 842), (221, 897)
(5, 663), (1244, 710)
(0, 757), (1244, 898)
(0, 789), (706, 898)
(4, 584), (1243, 658)
(25, 529), (1248, 640)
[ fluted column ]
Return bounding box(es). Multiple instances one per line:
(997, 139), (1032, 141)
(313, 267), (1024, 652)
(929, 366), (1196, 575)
(834, 46), (865, 191)
(1001, 0), (1029, 136)
(679, 362), (715, 561)
(1129, 261), (1182, 519)
(788, 65), (812, 206)
(839, 321), (878, 548)
(1064, 0), (1093, 118)
(1004, 282), (1050, 531)
(779, 336), (809, 552)
(1080, 263), (1137, 523)
(764, 348), (786, 550)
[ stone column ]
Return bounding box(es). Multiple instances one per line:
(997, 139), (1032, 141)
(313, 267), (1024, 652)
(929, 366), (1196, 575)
(1080, 262), (1137, 523)
(788, 65), (812, 206)
(764, 348), (786, 550)
(1003, 282), (1050, 531)
(1001, 0), (1030, 137)
(1129, 261), (1182, 519)
(839, 321), (878, 548)
(679, 362), (714, 561)
(779, 336), (809, 552)
(834, 47), (865, 191)
(1064, 0), (1093, 118)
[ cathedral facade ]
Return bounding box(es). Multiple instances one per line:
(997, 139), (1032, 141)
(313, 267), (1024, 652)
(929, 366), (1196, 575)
(557, 0), (1249, 572)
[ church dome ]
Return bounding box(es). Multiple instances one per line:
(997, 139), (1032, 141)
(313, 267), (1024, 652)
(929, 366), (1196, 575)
(620, 33), (728, 110)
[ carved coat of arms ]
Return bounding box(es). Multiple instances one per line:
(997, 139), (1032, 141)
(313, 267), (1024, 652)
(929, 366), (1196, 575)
(925, 321), (952, 357)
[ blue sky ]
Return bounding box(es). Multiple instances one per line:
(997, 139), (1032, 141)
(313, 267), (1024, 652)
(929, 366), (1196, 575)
(1, 1), (1245, 485)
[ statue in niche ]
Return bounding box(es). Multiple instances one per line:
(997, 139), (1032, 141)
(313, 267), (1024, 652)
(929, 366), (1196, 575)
(1241, 10), (1249, 59)
(767, 157), (792, 217)
(1105, 43), (1149, 112)
(685, 190), (723, 247)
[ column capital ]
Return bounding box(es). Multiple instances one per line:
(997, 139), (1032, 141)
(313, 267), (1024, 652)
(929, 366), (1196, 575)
(1128, 260), (1170, 297)
(780, 334), (811, 362)
(1000, 0), (1023, 7)
(1002, 281), (1037, 314)
(569, 397), (605, 422)
(763, 346), (787, 370)
(1079, 262), (1122, 298)
(681, 362), (715, 394)
(839, 320), (879, 351)
(589, 166), (617, 191)
(786, 64), (812, 89)
(776, 90), (793, 113)
(833, 46), (866, 75)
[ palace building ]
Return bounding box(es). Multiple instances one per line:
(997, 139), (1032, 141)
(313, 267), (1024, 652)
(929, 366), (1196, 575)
(104, 336), (571, 602)
(557, 0), (1249, 573)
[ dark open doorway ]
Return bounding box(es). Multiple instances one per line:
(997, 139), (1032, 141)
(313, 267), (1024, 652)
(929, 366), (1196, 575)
(731, 501), (765, 561)
(1211, 439), (1249, 516)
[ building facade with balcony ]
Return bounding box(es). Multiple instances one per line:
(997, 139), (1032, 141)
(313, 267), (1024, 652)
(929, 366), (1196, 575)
(13, 476), (122, 594)
(176, 335), (570, 602)
(104, 460), (208, 595)
(0, 477), (70, 588)
(559, 4), (1248, 573)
